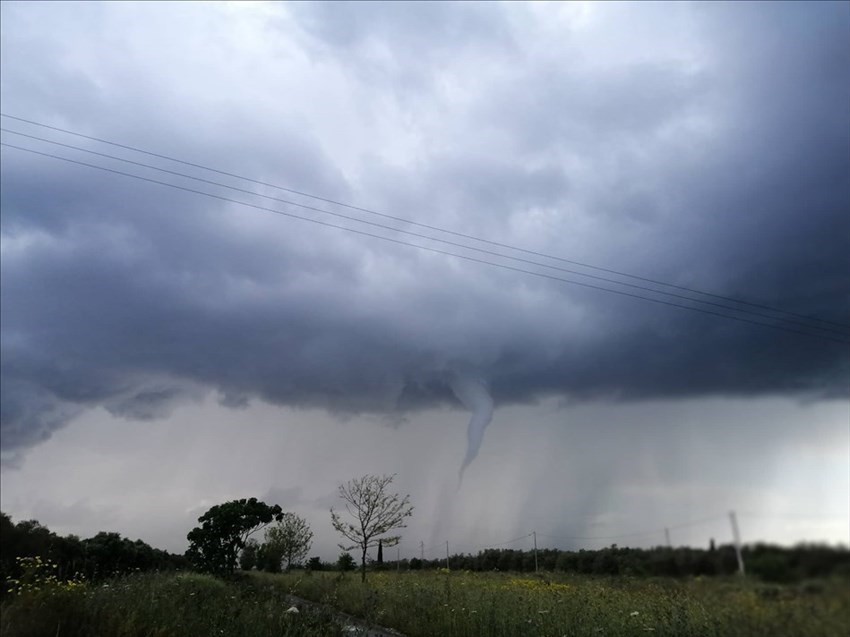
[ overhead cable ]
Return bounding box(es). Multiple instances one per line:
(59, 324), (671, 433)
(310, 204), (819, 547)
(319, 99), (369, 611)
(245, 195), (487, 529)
(2, 112), (846, 332)
(2, 141), (848, 345)
(4, 127), (847, 339)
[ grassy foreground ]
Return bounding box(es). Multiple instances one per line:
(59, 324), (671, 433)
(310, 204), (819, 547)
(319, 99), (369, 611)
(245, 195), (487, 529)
(265, 569), (850, 637)
(0, 571), (343, 637)
(2, 568), (848, 637)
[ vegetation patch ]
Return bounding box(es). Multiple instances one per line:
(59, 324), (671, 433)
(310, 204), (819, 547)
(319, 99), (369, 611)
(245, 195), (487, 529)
(0, 571), (345, 637)
(267, 569), (850, 637)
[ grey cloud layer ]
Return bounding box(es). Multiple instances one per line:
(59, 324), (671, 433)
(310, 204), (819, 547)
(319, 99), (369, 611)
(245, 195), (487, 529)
(1, 2), (847, 454)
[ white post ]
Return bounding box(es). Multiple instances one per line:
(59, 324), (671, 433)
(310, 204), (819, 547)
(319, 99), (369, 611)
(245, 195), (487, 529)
(665, 527), (671, 548)
(445, 541), (450, 570)
(729, 511), (745, 575)
(533, 531), (539, 573)
(397, 547), (400, 572)
(420, 541), (424, 562)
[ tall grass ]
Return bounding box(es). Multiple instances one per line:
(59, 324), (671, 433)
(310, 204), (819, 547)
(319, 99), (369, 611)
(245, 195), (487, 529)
(0, 571), (342, 637)
(265, 569), (850, 637)
(3, 568), (847, 637)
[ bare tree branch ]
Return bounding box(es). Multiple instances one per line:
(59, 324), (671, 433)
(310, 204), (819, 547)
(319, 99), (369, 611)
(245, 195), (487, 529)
(330, 474), (413, 582)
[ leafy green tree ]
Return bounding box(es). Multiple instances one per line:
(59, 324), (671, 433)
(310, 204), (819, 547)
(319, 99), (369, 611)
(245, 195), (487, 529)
(265, 512), (314, 570)
(307, 556), (323, 571)
(256, 541), (282, 573)
(186, 498), (282, 575)
(337, 552), (355, 572)
(83, 532), (126, 578)
(239, 539), (259, 571)
(330, 474), (413, 582)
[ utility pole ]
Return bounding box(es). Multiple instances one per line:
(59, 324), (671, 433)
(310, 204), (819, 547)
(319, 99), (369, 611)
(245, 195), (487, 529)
(397, 547), (400, 572)
(729, 511), (745, 576)
(533, 531), (539, 573)
(445, 541), (450, 570)
(420, 541), (424, 562)
(665, 527), (671, 548)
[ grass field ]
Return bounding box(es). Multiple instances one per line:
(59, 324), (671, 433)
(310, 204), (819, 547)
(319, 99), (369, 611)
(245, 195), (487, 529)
(2, 568), (848, 637)
(0, 571), (343, 637)
(265, 569), (850, 637)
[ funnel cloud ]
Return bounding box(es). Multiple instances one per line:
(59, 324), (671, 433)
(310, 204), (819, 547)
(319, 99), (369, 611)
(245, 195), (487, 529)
(449, 375), (495, 480)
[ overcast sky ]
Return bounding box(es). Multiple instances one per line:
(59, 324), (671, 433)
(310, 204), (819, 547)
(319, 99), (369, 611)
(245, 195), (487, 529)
(1, 1), (848, 559)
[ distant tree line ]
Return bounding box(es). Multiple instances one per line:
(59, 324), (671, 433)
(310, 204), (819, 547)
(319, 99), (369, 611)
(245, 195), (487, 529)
(8, 483), (850, 592)
(402, 542), (850, 583)
(0, 511), (189, 595)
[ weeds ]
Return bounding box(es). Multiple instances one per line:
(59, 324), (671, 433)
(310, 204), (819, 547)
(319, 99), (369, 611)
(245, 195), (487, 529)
(3, 566), (847, 637)
(269, 569), (850, 637)
(0, 571), (342, 637)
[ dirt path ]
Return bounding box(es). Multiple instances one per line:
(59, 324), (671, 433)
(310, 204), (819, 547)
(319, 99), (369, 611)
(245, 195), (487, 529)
(285, 593), (407, 637)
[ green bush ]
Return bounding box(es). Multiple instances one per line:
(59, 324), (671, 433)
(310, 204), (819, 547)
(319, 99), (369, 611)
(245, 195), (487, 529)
(337, 552), (355, 572)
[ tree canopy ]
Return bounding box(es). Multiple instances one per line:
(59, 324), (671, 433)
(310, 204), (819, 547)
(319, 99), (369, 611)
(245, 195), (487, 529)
(186, 498), (282, 575)
(265, 512), (314, 571)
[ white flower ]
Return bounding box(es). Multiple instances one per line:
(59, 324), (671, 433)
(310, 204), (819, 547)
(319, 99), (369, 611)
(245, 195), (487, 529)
(630, 611), (640, 617)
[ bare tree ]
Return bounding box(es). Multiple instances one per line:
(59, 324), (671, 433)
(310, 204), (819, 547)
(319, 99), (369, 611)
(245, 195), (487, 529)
(265, 512), (314, 570)
(330, 474), (413, 582)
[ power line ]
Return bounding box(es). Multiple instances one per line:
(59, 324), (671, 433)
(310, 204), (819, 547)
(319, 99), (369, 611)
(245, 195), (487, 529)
(425, 517), (725, 554)
(420, 542), (444, 555)
(666, 514), (730, 531)
(454, 533), (534, 553)
(2, 112), (846, 332)
(2, 141), (848, 345)
(409, 510), (841, 559)
(738, 512), (843, 521)
(5, 127), (847, 339)
(537, 514), (727, 543)
(538, 531), (659, 542)
(487, 533), (534, 548)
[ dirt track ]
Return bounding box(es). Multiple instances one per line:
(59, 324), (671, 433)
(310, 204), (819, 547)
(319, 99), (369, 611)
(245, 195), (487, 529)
(286, 593), (407, 637)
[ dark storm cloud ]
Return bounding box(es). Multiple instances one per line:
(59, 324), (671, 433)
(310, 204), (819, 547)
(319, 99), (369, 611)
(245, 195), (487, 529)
(1, 2), (847, 456)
